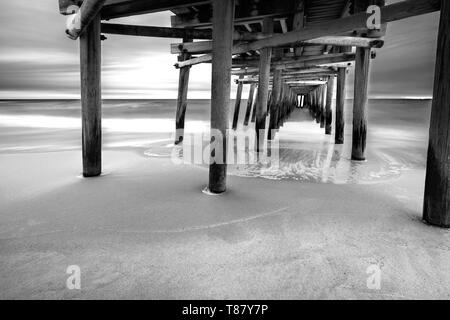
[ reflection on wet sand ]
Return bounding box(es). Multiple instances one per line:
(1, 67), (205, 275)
(148, 102), (429, 185)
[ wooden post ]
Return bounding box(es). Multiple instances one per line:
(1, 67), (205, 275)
(315, 89), (321, 124)
(335, 67), (347, 144)
(352, 47), (371, 161)
(243, 83), (256, 126)
(232, 75), (244, 130)
(268, 68), (282, 140)
(320, 85), (326, 129)
(208, 0), (234, 194)
(325, 76), (335, 135)
(255, 17), (273, 152)
(80, 14), (101, 177)
(423, 1), (450, 228)
(175, 38), (192, 145)
(251, 88), (258, 123)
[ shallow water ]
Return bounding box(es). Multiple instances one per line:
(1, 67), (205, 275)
(0, 99), (431, 184)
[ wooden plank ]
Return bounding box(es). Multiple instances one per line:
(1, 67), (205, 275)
(102, 23), (265, 41)
(80, 13), (102, 177)
(199, 53), (358, 72)
(170, 0), (295, 28)
(351, 47), (371, 161)
(101, 23), (213, 39)
(304, 36), (384, 48)
(175, 0), (440, 67)
(171, 36), (383, 54)
(423, 0), (450, 228)
(101, 0), (210, 19)
(335, 67), (347, 144)
(208, 0), (234, 194)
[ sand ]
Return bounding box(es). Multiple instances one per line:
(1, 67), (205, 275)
(1, 148), (450, 300)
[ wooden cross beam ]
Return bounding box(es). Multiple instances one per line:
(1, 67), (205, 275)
(101, 0), (211, 20)
(174, 0), (440, 68)
(101, 23), (265, 41)
(171, 36), (384, 54)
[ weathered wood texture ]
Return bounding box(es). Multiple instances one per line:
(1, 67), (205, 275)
(101, 23), (213, 39)
(268, 69), (283, 140)
(325, 76), (336, 135)
(102, 0), (210, 19)
(80, 14), (102, 177)
(175, 0), (440, 67)
(351, 47), (371, 161)
(251, 90), (259, 123)
(243, 84), (256, 126)
(320, 85), (326, 129)
(423, 0), (450, 228)
(175, 39), (192, 145)
(208, 0), (234, 194)
(66, 0), (107, 40)
(335, 67), (347, 144)
(255, 17), (273, 152)
(232, 75), (244, 130)
(171, 36), (383, 54)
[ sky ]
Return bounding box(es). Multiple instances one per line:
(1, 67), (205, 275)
(0, 0), (440, 99)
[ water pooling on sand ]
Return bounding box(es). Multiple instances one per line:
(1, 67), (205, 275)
(0, 99), (431, 184)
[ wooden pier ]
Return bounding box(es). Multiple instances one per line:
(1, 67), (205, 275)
(59, 0), (447, 227)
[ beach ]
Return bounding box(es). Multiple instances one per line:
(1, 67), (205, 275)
(1, 99), (450, 299)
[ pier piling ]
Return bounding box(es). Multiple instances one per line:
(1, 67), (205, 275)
(80, 13), (102, 177)
(335, 67), (346, 144)
(208, 0), (234, 194)
(351, 47), (371, 161)
(423, 0), (450, 228)
(175, 38), (192, 145)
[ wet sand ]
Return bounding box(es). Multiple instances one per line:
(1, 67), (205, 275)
(1, 99), (450, 299)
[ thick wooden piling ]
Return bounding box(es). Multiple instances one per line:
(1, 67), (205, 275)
(335, 67), (346, 144)
(351, 47), (371, 161)
(268, 69), (282, 140)
(243, 83), (256, 126)
(232, 75), (244, 130)
(80, 14), (102, 177)
(208, 0), (234, 194)
(325, 76), (335, 135)
(175, 38), (192, 145)
(423, 0), (450, 228)
(255, 17), (273, 152)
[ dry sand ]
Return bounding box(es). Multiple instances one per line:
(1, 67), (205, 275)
(1, 149), (449, 299)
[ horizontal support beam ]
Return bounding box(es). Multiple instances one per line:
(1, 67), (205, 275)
(101, 23), (213, 39)
(304, 36), (384, 48)
(175, 0), (440, 68)
(273, 52), (362, 70)
(171, 2), (294, 28)
(101, 23), (265, 41)
(101, 0), (211, 20)
(171, 35), (383, 54)
(230, 53), (360, 75)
